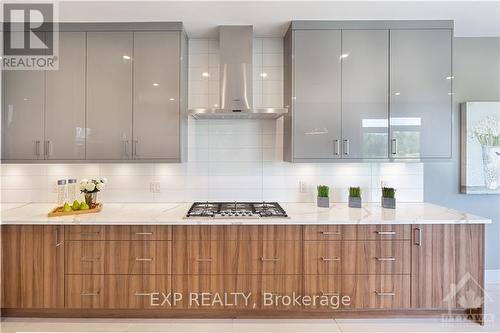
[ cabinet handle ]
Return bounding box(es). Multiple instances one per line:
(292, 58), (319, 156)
(321, 257), (341, 261)
(80, 292), (100, 296)
(260, 257), (280, 262)
(195, 258), (213, 262)
(35, 140), (41, 157)
(135, 258), (153, 262)
(376, 231), (396, 235)
(320, 231), (341, 236)
(321, 292), (340, 296)
(391, 138), (397, 155)
(135, 292), (152, 296)
(123, 140), (130, 157)
(343, 139), (349, 155)
(415, 227), (422, 246)
(80, 231), (101, 236)
(135, 232), (153, 236)
(133, 140), (139, 157)
(375, 256), (396, 261)
(333, 139), (340, 156)
(54, 228), (62, 247)
(375, 291), (396, 297)
(80, 257), (100, 262)
(45, 140), (53, 157)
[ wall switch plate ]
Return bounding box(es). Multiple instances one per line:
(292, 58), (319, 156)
(299, 181), (307, 193)
(150, 182), (161, 193)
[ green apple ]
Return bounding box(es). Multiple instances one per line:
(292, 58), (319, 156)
(72, 200), (80, 211)
(79, 202), (90, 210)
(63, 203), (72, 212)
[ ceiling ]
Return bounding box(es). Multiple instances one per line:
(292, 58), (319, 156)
(57, 1), (500, 37)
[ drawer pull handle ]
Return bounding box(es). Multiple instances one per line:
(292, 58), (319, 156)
(321, 231), (341, 235)
(375, 291), (396, 297)
(80, 292), (100, 296)
(80, 231), (101, 236)
(80, 257), (100, 262)
(375, 257), (396, 261)
(135, 292), (152, 296)
(135, 258), (153, 262)
(376, 231), (396, 235)
(135, 232), (153, 235)
(321, 257), (341, 261)
(321, 292), (340, 296)
(195, 258), (213, 262)
(260, 257), (280, 262)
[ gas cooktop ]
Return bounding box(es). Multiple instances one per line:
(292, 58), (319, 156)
(185, 202), (288, 219)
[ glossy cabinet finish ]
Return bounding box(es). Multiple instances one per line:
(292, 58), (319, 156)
(2, 32), (45, 160)
(86, 32), (133, 160)
(45, 32), (86, 160)
(292, 30), (342, 159)
(390, 29), (452, 159)
(341, 30), (389, 158)
(133, 32), (180, 160)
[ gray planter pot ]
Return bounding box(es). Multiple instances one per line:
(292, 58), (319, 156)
(381, 197), (396, 209)
(317, 197), (330, 208)
(348, 196), (362, 208)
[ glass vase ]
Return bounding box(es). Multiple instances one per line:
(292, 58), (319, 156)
(84, 192), (98, 208)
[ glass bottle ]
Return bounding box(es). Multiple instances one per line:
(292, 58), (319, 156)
(56, 179), (67, 206)
(67, 179), (78, 203)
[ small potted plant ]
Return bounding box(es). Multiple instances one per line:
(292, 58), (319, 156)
(381, 187), (396, 209)
(80, 178), (107, 208)
(317, 185), (330, 208)
(348, 187), (362, 208)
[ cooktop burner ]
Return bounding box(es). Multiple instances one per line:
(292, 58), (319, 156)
(186, 202), (288, 219)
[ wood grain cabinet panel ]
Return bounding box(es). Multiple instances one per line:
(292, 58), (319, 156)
(1, 225), (64, 308)
(411, 224), (484, 309)
(172, 226), (301, 241)
(65, 241), (171, 274)
(304, 225), (411, 240)
(342, 275), (410, 309)
(66, 275), (170, 309)
(304, 275), (342, 303)
(65, 226), (171, 240)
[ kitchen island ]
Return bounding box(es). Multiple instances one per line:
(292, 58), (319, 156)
(0, 202), (490, 324)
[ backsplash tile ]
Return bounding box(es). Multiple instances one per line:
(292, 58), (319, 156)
(1, 118), (423, 204)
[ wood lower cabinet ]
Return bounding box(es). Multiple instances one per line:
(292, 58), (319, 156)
(1, 225), (64, 308)
(0, 224), (485, 320)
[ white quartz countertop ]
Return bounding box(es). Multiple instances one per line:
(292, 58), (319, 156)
(0, 202), (491, 225)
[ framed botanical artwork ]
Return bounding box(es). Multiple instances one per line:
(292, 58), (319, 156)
(461, 102), (500, 194)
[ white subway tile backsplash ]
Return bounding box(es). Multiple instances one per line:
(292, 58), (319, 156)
(263, 38), (283, 54)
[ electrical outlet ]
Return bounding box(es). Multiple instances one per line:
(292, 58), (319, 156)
(299, 181), (307, 193)
(150, 182), (161, 193)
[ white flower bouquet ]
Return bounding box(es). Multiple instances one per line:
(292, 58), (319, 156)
(471, 116), (500, 147)
(80, 178), (107, 194)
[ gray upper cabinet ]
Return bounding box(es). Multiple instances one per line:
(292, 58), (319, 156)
(86, 32), (133, 160)
(390, 29), (452, 159)
(133, 32), (180, 160)
(341, 30), (389, 159)
(292, 30), (342, 159)
(45, 32), (86, 160)
(2, 33), (46, 160)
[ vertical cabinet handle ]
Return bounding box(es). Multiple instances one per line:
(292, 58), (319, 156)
(133, 140), (138, 157)
(45, 140), (53, 157)
(123, 140), (130, 157)
(414, 227), (422, 246)
(333, 139), (340, 156)
(35, 140), (41, 157)
(391, 138), (397, 155)
(343, 139), (349, 155)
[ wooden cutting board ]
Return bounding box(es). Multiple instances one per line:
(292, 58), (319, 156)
(48, 203), (103, 217)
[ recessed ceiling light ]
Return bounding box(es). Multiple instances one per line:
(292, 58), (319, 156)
(202, 72), (210, 77)
(169, 98), (175, 101)
(153, 83), (159, 87)
(260, 72), (268, 78)
(122, 55), (131, 60)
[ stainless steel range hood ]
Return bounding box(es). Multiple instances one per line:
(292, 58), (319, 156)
(189, 26), (287, 119)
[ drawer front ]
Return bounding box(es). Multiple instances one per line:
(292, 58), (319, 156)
(171, 275), (302, 310)
(172, 241), (301, 274)
(65, 226), (171, 240)
(66, 241), (171, 274)
(342, 240), (410, 274)
(172, 226), (301, 241)
(342, 274), (410, 309)
(66, 275), (170, 309)
(304, 241), (410, 274)
(304, 275), (342, 300)
(304, 225), (411, 240)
